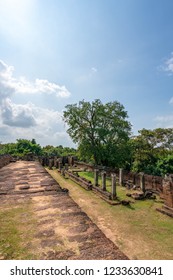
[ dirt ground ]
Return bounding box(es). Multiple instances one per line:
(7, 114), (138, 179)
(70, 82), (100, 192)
(0, 161), (128, 260)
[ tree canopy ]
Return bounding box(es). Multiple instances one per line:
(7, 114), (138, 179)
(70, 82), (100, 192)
(0, 139), (42, 157)
(63, 99), (132, 167)
(0, 139), (77, 158)
(131, 128), (173, 175)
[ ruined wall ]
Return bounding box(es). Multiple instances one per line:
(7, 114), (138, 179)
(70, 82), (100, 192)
(0, 154), (14, 169)
(156, 175), (173, 217)
(163, 176), (173, 208)
(39, 157), (163, 194)
(144, 174), (163, 193)
(122, 171), (163, 194)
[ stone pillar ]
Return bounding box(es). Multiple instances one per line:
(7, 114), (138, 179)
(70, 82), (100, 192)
(119, 168), (123, 186)
(58, 161), (63, 171)
(41, 157), (45, 166)
(65, 163), (69, 170)
(49, 159), (54, 169)
(55, 159), (59, 168)
(156, 175), (173, 218)
(45, 157), (49, 166)
(111, 173), (117, 200)
(94, 169), (99, 186)
(54, 156), (57, 167)
(101, 171), (106, 191)
(61, 168), (65, 177)
(140, 172), (145, 192)
(163, 175), (173, 208)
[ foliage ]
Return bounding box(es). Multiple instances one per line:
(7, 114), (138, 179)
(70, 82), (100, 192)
(16, 139), (42, 156)
(0, 142), (17, 156)
(156, 155), (173, 176)
(42, 145), (77, 157)
(0, 139), (77, 158)
(131, 128), (173, 175)
(63, 99), (132, 167)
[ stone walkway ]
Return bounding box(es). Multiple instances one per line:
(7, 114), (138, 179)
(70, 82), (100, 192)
(0, 161), (128, 260)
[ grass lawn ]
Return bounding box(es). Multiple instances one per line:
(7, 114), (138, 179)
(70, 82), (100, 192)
(0, 200), (37, 260)
(79, 171), (132, 200)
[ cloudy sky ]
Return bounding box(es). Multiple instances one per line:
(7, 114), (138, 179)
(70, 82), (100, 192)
(1, 0), (173, 147)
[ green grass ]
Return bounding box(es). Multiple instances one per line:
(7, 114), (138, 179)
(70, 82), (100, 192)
(0, 203), (37, 259)
(79, 171), (131, 200)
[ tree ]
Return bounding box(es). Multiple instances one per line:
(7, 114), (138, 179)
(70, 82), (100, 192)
(156, 155), (173, 176)
(63, 99), (132, 167)
(131, 128), (173, 175)
(42, 145), (77, 157)
(16, 139), (42, 156)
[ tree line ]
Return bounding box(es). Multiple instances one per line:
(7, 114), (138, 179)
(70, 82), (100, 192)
(0, 139), (76, 158)
(1, 99), (173, 177)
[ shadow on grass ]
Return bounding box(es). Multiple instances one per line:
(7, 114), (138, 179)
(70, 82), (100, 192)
(122, 204), (136, 210)
(115, 196), (136, 210)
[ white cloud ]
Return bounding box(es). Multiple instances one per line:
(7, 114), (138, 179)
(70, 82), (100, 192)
(0, 59), (73, 147)
(154, 115), (173, 128)
(91, 67), (98, 73)
(0, 60), (71, 98)
(0, 100), (74, 146)
(1, 99), (36, 128)
(161, 53), (173, 75)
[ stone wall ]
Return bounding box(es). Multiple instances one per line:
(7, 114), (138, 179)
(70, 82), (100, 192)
(122, 170), (163, 194)
(157, 175), (173, 217)
(39, 156), (77, 168)
(0, 154), (14, 169)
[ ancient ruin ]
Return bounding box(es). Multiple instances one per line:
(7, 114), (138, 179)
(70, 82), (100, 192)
(38, 156), (173, 217)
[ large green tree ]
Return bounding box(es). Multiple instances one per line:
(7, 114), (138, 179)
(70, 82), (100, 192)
(63, 99), (132, 167)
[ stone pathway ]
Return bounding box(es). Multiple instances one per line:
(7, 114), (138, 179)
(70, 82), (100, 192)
(0, 161), (128, 260)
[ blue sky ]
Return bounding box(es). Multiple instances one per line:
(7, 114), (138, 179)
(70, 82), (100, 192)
(1, 0), (173, 147)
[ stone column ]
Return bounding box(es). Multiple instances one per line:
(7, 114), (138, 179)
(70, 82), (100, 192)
(163, 175), (173, 208)
(156, 175), (173, 217)
(94, 169), (99, 186)
(49, 159), (54, 170)
(46, 157), (49, 166)
(119, 168), (123, 186)
(101, 171), (106, 191)
(54, 156), (57, 167)
(61, 168), (65, 177)
(65, 163), (69, 170)
(111, 173), (117, 200)
(58, 161), (63, 171)
(41, 157), (45, 166)
(140, 172), (145, 192)
(55, 159), (59, 168)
